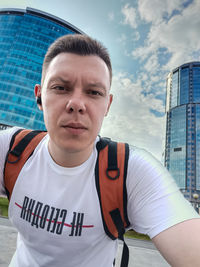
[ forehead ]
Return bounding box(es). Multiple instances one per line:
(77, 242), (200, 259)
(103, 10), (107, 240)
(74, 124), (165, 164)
(44, 53), (110, 86)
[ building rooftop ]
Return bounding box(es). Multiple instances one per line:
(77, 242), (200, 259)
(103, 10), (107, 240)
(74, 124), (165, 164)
(0, 7), (84, 34)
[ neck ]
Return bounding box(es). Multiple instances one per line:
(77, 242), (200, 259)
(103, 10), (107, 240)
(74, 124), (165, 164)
(48, 141), (94, 167)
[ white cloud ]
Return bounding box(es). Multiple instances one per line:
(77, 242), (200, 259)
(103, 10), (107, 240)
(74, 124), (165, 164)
(151, 75), (160, 83)
(132, 44), (154, 61)
(143, 54), (159, 74)
(133, 0), (200, 72)
(121, 3), (138, 29)
(138, 0), (185, 25)
(123, 0), (200, 161)
(140, 72), (148, 81)
(100, 72), (165, 161)
(150, 1), (200, 69)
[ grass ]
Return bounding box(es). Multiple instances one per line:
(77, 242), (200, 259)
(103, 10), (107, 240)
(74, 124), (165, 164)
(125, 229), (150, 240)
(0, 197), (9, 217)
(0, 197), (150, 240)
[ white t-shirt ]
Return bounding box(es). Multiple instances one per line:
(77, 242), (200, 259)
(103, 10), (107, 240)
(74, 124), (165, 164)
(0, 127), (199, 267)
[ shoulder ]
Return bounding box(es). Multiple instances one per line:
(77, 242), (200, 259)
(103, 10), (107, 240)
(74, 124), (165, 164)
(0, 127), (24, 167)
(126, 145), (178, 199)
(126, 145), (199, 238)
(127, 145), (168, 181)
(126, 145), (182, 201)
(0, 127), (24, 196)
(128, 145), (162, 166)
(0, 126), (23, 145)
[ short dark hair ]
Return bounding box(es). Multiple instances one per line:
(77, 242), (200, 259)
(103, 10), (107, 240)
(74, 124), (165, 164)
(41, 34), (112, 85)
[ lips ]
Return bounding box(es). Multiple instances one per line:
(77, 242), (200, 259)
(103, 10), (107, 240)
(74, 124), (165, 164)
(62, 122), (87, 135)
(64, 122), (87, 130)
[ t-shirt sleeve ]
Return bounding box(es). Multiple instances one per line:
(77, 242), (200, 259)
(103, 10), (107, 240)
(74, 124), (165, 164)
(126, 146), (200, 239)
(0, 127), (20, 196)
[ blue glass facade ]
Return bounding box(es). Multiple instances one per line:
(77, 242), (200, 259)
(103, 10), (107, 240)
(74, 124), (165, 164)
(0, 7), (83, 130)
(165, 62), (200, 210)
(193, 67), (200, 103)
(168, 106), (186, 188)
(180, 67), (189, 105)
(196, 105), (200, 190)
(171, 70), (179, 108)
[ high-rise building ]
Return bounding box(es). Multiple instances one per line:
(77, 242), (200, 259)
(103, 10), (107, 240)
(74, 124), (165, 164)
(165, 61), (200, 211)
(0, 7), (83, 130)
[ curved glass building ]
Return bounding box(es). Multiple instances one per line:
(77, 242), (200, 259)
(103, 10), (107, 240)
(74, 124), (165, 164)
(165, 62), (200, 211)
(0, 7), (83, 130)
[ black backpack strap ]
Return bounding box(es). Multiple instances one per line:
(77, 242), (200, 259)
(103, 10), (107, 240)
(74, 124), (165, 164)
(4, 129), (47, 200)
(6, 130), (44, 163)
(110, 209), (129, 267)
(95, 137), (130, 267)
(8, 129), (24, 151)
(108, 141), (130, 267)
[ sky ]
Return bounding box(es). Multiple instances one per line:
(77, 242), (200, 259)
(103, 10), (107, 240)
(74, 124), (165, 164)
(0, 0), (200, 161)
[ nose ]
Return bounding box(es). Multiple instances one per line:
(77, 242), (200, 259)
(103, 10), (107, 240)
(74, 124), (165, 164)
(65, 91), (86, 114)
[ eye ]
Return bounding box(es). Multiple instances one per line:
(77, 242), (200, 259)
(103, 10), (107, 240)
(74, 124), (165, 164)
(51, 85), (71, 93)
(87, 89), (104, 97)
(53, 86), (65, 91)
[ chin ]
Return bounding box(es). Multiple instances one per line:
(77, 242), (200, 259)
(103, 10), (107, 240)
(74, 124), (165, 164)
(60, 142), (87, 153)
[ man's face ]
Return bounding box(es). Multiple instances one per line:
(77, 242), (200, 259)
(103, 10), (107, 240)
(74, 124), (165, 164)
(35, 52), (112, 157)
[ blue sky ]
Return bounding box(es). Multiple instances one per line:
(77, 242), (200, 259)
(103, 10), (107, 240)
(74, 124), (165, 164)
(1, 0), (200, 160)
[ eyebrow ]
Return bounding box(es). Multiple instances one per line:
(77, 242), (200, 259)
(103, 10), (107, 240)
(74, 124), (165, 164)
(48, 77), (71, 85)
(47, 77), (107, 91)
(87, 83), (106, 91)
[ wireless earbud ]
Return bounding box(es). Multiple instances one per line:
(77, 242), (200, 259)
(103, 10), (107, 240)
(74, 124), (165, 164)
(36, 97), (42, 105)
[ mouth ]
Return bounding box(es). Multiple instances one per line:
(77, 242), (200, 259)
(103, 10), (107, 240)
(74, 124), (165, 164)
(62, 122), (87, 135)
(64, 122), (87, 129)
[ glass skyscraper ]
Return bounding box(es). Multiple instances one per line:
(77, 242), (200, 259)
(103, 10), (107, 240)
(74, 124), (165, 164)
(0, 7), (83, 130)
(165, 62), (200, 211)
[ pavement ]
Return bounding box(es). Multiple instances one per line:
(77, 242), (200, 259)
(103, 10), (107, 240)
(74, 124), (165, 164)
(0, 217), (17, 267)
(0, 216), (170, 267)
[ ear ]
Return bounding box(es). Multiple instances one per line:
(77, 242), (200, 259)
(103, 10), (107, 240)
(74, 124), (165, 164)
(105, 94), (113, 116)
(34, 84), (43, 110)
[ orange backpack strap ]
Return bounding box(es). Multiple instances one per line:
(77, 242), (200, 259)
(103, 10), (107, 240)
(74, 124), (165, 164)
(95, 137), (130, 267)
(4, 129), (47, 200)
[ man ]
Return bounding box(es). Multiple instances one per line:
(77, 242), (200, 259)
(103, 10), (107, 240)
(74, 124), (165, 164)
(0, 34), (200, 267)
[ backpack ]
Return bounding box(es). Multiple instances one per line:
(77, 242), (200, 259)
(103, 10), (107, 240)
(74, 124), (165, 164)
(4, 129), (130, 267)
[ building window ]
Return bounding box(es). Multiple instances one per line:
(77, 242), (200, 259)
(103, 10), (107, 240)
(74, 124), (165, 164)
(174, 147), (182, 152)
